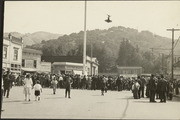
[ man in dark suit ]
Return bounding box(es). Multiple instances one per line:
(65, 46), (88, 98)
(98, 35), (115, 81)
(149, 74), (157, 102)
(137, 76), (142, 99)
(159, 75), (167, 103)
(140, 76), (146, 98)
(1, 68), (5, 112)
(116, 76), (122, 91)
(64, 75), (73, 98)
(3, 70), (12, 98)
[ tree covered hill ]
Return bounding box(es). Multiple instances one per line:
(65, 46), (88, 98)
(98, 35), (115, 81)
(23, 26), (178, 73)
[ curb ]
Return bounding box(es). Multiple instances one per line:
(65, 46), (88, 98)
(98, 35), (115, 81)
(173, 95), (180, 98)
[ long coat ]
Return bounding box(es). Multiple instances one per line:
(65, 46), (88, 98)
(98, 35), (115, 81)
(3, 74), (12, 89)
(64, 77), (73, 88)
(149, 77), (156, 91)
(159, 79), (167, 92)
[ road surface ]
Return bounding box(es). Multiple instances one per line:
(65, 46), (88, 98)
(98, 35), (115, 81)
(1, 86), (180, 119)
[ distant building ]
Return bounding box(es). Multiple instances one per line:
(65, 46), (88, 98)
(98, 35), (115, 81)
(117, 66), (142, 78)
(174, 61), (180, 80)
(41, 56), (99, 75)
(167, 55), (180, 79)
(22, 48), (51, 74)
(38, 62), (51, 73)
(3, 34), (23, 75)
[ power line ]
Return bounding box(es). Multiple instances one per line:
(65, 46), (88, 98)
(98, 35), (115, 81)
(168, 36), (180, 57)
(167, 28), (180, 81)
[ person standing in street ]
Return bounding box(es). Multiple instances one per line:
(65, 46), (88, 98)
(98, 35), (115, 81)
(101, 75), (107, 96)
(116, 76), (122, 91)
(132, 79), (140, 99)
(159, 75), (167, 103)
(33, 80), (42, 101)
(145, 79), (150, 98)
(63, 75), (73, 98)
(3, 69), (12, 98)
(149, 74), (157, 102)
(91, 75), (97, 90)
(23, 74), (33, 101)
(168, 81), (174, 100)
(140, 76), (146, 98)
(1, 68), (5, 112)
(156, 77), (161, 99)
(82, 75), (87, 89)
(137, 76), (142, 99)
(51, 77), (58, 94)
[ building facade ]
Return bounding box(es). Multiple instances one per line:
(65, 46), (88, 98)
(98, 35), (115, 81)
(38, 62), (52, 73)
(167, 54), (180, 79)
(41, 56), (99, 75)
(3, 34), (23, 74)
(22, 48), (51, 74)
(117, 66), (142, 78)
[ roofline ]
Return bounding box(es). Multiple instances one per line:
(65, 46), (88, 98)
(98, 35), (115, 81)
(117, 66), (142, 69)
(53, 62), (83, 66)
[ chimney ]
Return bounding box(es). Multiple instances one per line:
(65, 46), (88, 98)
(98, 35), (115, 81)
(8, 33), (12, 40)
(21, 37), (23, 43)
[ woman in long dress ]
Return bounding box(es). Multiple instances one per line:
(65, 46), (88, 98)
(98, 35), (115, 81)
(23, 74), (33, 101)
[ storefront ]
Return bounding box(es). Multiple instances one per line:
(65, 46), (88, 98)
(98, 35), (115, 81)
(3, 34), (23, 75)
(42, 56), (99, 75)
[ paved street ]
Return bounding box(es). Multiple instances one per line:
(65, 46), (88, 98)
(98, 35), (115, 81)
(1, 86), (180, 119)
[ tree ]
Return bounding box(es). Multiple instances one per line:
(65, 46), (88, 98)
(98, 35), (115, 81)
(116, 39), (142, 66)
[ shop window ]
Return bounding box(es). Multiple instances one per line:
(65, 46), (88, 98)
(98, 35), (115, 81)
(34, 60), (37, 68)
(11, 64), (14, 67)
(13, 48), (18, 60)
(22, 59), (25, 67)
(3, 46), (7, 59)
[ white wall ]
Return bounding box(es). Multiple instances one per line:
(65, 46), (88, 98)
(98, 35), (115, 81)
(3, 38), (23, 73)
(38, 62), (51, 73)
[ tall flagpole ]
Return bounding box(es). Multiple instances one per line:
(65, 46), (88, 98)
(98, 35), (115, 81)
(83, 0), (87, 76)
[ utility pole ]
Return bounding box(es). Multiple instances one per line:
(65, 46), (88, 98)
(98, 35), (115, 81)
(83, 0), (87, 76)
(161, 53), (164, 74)
(167, 28), (180, 81)
(90, 40), (93, 76)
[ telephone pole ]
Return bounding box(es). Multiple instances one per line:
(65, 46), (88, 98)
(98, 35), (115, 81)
(167, 28), (180, 81)
(83, 0), (87, 76)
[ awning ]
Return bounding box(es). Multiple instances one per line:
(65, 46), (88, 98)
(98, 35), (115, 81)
(73, 70), (82, 75)
(21, 68), (37, 72)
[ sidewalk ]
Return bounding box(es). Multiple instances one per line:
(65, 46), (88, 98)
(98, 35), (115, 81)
(174, 94), (180, 98)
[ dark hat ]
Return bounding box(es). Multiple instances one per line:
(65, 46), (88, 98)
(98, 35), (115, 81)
(36, 80), (40, 84)
(161, 74), (164, 78)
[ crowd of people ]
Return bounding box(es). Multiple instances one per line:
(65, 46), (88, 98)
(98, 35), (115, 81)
(1, 68), (180, 112)
(132, 74), (180, 103)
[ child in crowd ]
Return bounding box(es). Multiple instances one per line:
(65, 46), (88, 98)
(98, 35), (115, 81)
(33, 80), (42, 101)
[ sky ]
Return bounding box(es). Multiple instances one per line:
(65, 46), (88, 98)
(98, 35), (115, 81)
(4, 1), (180, 39)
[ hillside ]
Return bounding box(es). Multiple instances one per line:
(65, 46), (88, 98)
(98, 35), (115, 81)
(27, 26), (180, 73)
(4, 31), (62, 46)
(38, 26), (173, 55)
(8, 26), (180, 73)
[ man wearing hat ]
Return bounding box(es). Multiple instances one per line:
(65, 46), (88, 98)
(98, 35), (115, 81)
(63, 75), (73, 98)
(3, 69), (12, 98)
(159, 75), (168, 103)
(149, 74), (157, 102)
